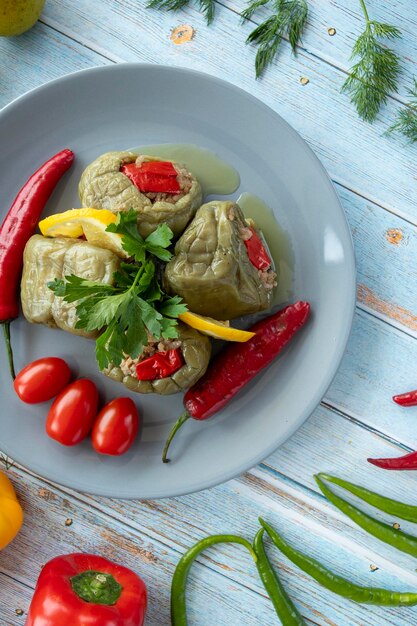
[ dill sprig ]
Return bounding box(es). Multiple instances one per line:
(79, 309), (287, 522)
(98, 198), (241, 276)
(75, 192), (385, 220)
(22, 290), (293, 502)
(147, 0), (216, 24)
(342, 0), (401, 122)
(242, 0), (308, 78)
(388, 78), (417, 143)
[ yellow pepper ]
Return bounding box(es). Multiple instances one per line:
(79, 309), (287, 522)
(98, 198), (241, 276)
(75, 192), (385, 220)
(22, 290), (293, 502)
(0, 470), (23, 550)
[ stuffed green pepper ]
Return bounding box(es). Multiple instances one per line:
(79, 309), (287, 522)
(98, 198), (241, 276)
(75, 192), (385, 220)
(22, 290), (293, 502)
(78, 151), (203, 238)
(103, 322), (211, 395)
(21, 235), (120, 337)
(164, 201), (277, 320)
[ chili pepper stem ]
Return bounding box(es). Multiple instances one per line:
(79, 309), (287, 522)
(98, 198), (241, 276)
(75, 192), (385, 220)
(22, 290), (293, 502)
(162, 412), (191, 463)
(2, 322), (16, 379)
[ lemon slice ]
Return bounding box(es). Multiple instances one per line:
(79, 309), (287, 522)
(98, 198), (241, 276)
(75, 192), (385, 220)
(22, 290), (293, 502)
(39, 208), (128, 258)
(179, 311), (255, 342)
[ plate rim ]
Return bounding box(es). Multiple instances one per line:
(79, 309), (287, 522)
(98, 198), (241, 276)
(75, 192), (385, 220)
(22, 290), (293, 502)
(0, 63), (356, 498)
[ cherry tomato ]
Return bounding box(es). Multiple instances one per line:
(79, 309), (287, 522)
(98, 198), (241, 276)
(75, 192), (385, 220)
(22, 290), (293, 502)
(46, 379), (99, 446)
(14, 357), (71, 404)
(92, 397), (139, 456)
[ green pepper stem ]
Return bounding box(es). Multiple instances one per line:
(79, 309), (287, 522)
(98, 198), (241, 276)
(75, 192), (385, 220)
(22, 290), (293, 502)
(2, 322), (16, 380)
(70, 570), (122, 605)
(162, 411), (190, 463)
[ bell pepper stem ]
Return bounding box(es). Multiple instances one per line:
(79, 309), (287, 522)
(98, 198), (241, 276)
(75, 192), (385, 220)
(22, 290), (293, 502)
(162, 412), (191, 463)
(70, 570), (122, 605)
(2, 322), (16, 380)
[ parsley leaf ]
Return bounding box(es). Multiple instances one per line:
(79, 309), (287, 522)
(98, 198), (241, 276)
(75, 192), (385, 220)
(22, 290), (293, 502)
(106, 210), (174, 263)
(48, 215), (187, 370)
(160, 316), (182, 339)
(145, 224), (175, 262)
(158, 295), (188, 318)
(106, 210), (147, 262)
(48, 276), (116, 303)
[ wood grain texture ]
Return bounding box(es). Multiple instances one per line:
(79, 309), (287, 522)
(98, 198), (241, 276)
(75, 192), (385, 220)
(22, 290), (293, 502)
(35, 0), (417, 223)
(1, 14), (417, 332)
(1, 1), (417, 625)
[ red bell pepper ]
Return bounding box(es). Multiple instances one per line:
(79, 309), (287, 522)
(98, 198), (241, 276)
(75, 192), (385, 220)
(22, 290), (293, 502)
(136, 348), (183, 381)
(120, 161), (180, 194)
(244, 228), (271, 271)
(25, 553), (147, 626)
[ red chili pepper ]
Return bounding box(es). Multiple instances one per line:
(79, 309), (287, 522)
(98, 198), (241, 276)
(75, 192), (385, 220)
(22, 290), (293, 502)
(162, 301), (310, 462)
(244, 228), (271, 270)
(0, 149), (74, 379)
(120, 161), (180, 194)
(393, 390), (417, 407)
(26, 553), (147, 626)
(368, 451), (417, 470)
(136, 348), (183, 381)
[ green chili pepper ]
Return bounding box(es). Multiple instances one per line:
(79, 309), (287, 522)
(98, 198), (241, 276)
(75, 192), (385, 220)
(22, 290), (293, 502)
(317, 473), (417, 523)
(2, 322), (15, 379)
(260, 518), (417, 606)
(253, 528), (307, 625)
(171, 534), (257, 625)
(315, 474), (417, 558)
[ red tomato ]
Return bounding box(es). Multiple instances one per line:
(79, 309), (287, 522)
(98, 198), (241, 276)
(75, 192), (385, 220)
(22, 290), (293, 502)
(92, 397), (139, 456)
(14, 357), (71, 404)
(46, 379), (99, 446)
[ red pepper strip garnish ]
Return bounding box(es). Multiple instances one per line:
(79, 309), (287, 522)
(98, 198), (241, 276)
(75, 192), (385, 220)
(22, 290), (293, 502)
(393, 390), (417, 407)
(136, 348), (183, 381)
(244, 228), (271, 271)
(368, 451), (417, 470)
(162, 301), (310, 462)
(139, 161), (178, 176)
(25, 553), (147, 626)
(120, 161), (180, 194)
(0, 149), (74, 379)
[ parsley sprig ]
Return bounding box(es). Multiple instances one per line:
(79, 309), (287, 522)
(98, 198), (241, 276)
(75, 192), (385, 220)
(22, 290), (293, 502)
(242, 0), (308, 78)
(388, 78), (417, 143)
(48, 211), (187, 371)
(342, 0), (401, 122)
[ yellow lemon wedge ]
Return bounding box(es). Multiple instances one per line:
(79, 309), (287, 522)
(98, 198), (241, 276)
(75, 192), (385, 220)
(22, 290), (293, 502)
(179, 312), (255, 342)
(38, 208), (128, 258)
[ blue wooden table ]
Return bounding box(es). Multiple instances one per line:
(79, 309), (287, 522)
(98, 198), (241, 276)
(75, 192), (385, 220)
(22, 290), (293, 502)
(1, 1), (417, 624)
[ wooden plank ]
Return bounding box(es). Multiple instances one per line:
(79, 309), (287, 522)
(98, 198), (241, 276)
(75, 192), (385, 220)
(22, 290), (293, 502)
(0, 573), (32, 625)
(0, 21), (108, 105)
(0, 466), (304, 625)
(227, 0), (417, 98)
(2, 17), (417, 332)
(339, 182), (417, 334)
(36, 0), (417, 223)
(325, 308), (417, 446)
(4, 400), (417, 625)
(1, 5), (417, 626)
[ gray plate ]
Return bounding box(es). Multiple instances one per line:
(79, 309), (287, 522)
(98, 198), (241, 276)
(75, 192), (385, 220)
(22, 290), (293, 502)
(0, 64), (356, 499)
